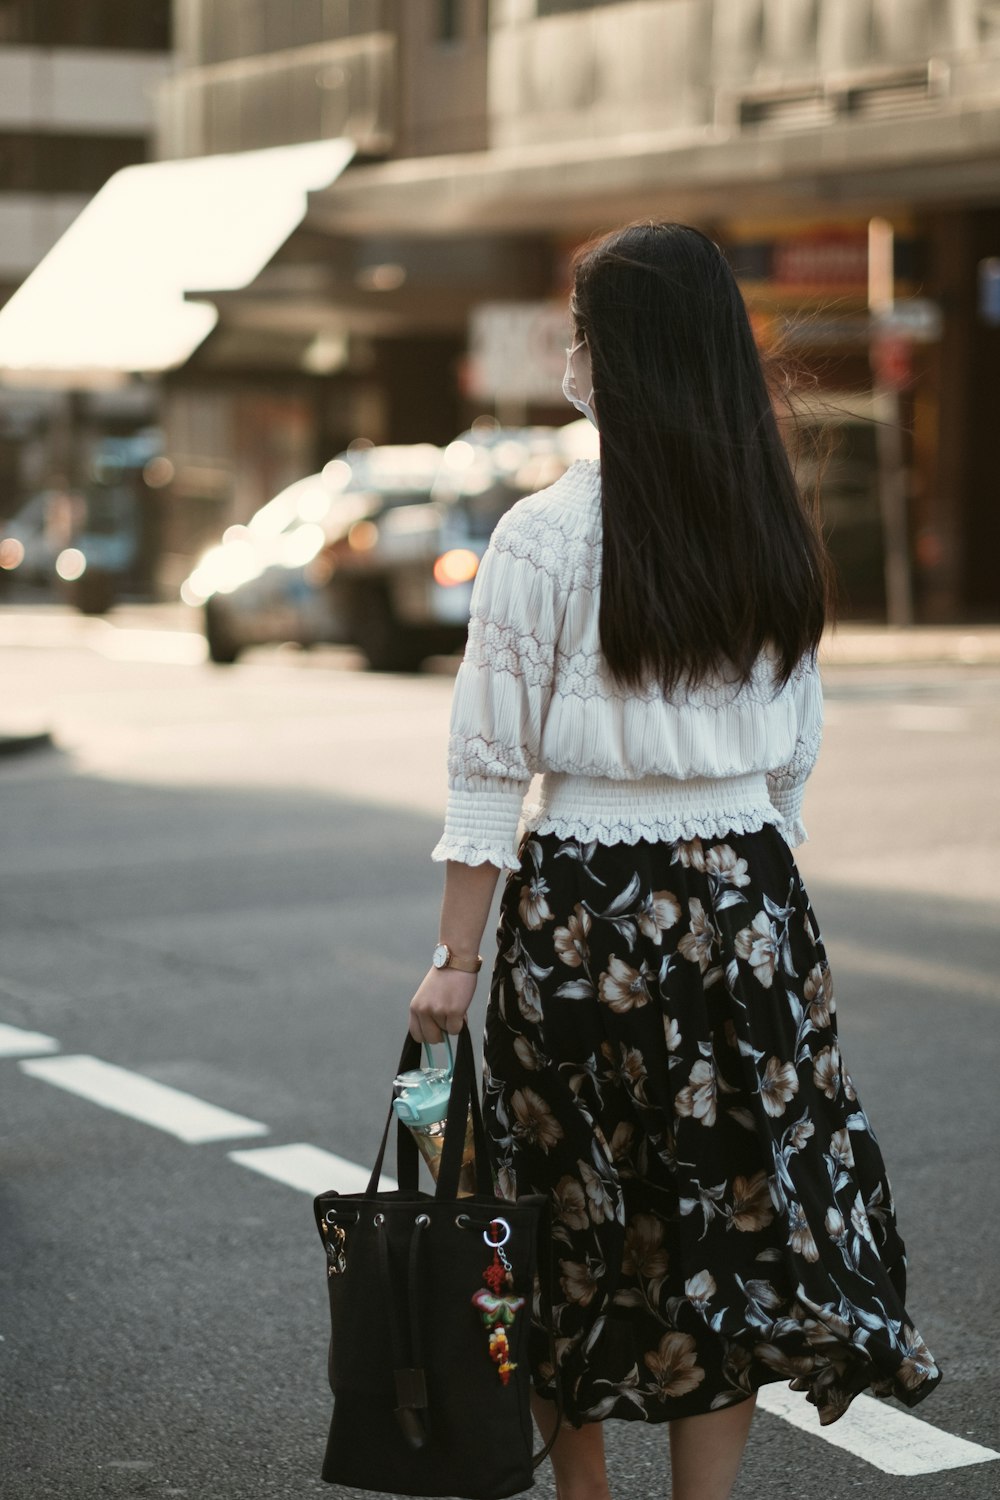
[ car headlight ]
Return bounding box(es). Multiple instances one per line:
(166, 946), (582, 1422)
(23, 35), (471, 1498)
(56, 548), (87, 581)
(0, 537), (25, 570)
(433, 548), (479, 586)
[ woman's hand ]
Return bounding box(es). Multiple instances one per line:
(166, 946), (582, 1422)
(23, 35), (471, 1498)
(408, 966), (479, 1044)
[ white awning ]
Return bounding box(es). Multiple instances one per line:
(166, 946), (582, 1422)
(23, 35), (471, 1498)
(0, 138), (355, 386)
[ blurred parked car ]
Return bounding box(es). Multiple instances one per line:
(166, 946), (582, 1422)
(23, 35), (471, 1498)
(182, 422), (598, 670)
(0, 486), (83, 587)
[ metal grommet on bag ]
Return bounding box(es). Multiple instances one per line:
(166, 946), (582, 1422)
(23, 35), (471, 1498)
(324, 1210), (339, 1225)
(483, 1217), (511, 1248)
(455, 1213), (471, 1229)
(415, 1213), (431, 1228)
(373, 1212), (386, 1227)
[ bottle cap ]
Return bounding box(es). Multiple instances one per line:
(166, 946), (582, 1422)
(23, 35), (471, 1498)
(392, 1068), (452, 1126)
(391, 1038), (455, 1127)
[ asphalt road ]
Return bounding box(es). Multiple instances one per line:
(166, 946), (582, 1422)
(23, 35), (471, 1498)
(1, 609), (998, 1500)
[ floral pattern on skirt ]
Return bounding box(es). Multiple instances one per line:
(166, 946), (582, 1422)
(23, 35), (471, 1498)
(483, 827), (941, 1427)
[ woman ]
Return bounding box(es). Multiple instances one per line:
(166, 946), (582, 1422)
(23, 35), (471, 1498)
(408, 222), (940, 1500)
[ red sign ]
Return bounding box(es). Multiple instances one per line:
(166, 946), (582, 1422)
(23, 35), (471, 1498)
(772, 232), (869, 290)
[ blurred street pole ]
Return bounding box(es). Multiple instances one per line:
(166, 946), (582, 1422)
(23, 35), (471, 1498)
(868, 217), (915, 627)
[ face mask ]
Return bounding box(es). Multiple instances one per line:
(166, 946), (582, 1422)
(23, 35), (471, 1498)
(562, 341), (598, 429)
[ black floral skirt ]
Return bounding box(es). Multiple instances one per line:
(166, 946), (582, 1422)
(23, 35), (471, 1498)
(482, 827), (942, 1427)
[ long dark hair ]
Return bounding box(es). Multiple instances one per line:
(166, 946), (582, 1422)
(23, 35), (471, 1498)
(569, 221), (831, 692)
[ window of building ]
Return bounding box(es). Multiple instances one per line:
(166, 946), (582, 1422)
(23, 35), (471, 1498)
(0, 0), (170, 50)
(0, 132), (147, 194)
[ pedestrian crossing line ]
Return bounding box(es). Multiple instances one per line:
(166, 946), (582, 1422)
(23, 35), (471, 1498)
(229, 1142), (396, 1196)
(19, 1054), (269, 1144)
(756, 1382), (998, 1475)
(0, 1021), (59, 1057)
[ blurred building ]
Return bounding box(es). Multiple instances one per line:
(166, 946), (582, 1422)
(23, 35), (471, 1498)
(0, 1), (171, 514)
(3, 2), (1000, 620)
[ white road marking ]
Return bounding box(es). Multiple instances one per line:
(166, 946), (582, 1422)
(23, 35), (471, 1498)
(229, 1142), (396, 1196)
(19, 1055), (268, 1144)
(757, 1382), (999, 1474)
(0, 1021), (59, 1057)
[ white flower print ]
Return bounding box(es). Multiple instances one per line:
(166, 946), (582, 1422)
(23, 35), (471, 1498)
(787, 1200), (820, 1262)
(598, 954), (653, 1012)
(704, 843), (751, 887)
(813, 1044), (842, 1100)
(636, 889), (682, 940)
(663, 1014), (682, 1053)
(511, 963), (542, 1024)
(759, 1056), (799, 1118)
(734, 910), (778, 988)
(684, 1270), (717, 1313)
(674, 1058), (718, 1127)
(579, 1160), (616, 1224)
(850, 1194), (876, 1248)
(677, 897), (720, 974)
(829, 1127), (854, 1170)
(803, 962), (836, 1026)
(553, 904), (591, 968)
(825, 1206), (846, 1239)
(519, 874), (553, 931)
(671, 838), (706, 872)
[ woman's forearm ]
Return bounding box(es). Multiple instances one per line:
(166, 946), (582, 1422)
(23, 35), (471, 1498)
(408, 859), (504, 1042)
(439, 858), (502, 962)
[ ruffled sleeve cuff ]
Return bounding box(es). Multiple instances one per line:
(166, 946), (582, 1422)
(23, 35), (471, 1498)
(767, 778), (809, 849)
(431, 782), (527, 871)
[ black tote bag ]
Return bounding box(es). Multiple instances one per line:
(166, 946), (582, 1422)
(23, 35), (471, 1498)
(313, 1024), (560, 1500)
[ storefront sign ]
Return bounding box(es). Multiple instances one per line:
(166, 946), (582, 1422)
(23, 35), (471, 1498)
(772, 230), (869, 289)
(467, 302), (571, 402)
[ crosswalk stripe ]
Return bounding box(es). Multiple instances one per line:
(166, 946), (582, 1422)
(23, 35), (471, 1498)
(229, 1142), (396, 1196)
(19, 1054), (269, 1144)
(0, 1021), (59, 1057)
(756, 1375), (997, 1474)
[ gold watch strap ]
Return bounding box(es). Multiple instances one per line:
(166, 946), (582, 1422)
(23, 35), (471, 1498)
(442, 947), (483, 973)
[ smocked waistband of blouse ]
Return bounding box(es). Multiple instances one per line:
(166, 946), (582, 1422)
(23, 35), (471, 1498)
(521, 770), (783, 847)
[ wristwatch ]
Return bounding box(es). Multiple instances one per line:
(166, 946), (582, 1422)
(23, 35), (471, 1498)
(432, 942), (483, 974)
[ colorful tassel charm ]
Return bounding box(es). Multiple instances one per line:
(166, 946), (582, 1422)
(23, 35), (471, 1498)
(472, 1223), (524, 1385)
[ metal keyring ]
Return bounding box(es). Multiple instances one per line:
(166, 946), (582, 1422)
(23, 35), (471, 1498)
(483, 1216), (511, 1248)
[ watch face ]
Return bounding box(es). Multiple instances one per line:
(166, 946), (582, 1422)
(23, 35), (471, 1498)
(432, 943), (449, 969)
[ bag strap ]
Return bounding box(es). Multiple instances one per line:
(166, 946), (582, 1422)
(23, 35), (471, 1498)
(434, 1022), (494, 1201)
(377, 1214), (431, 1449)
(531, 1205), (564, 1469)
(366, 1024), (498, 1200)
(366, 1033), (421, 1196)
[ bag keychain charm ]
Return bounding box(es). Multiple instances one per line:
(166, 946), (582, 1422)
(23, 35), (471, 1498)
(471, 1218), (524, 1385)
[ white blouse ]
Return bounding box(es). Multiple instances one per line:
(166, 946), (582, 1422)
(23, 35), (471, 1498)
(432, 457), (823, 872)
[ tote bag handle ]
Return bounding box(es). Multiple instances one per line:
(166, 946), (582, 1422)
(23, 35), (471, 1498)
(365, 1023), (498, 1200)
